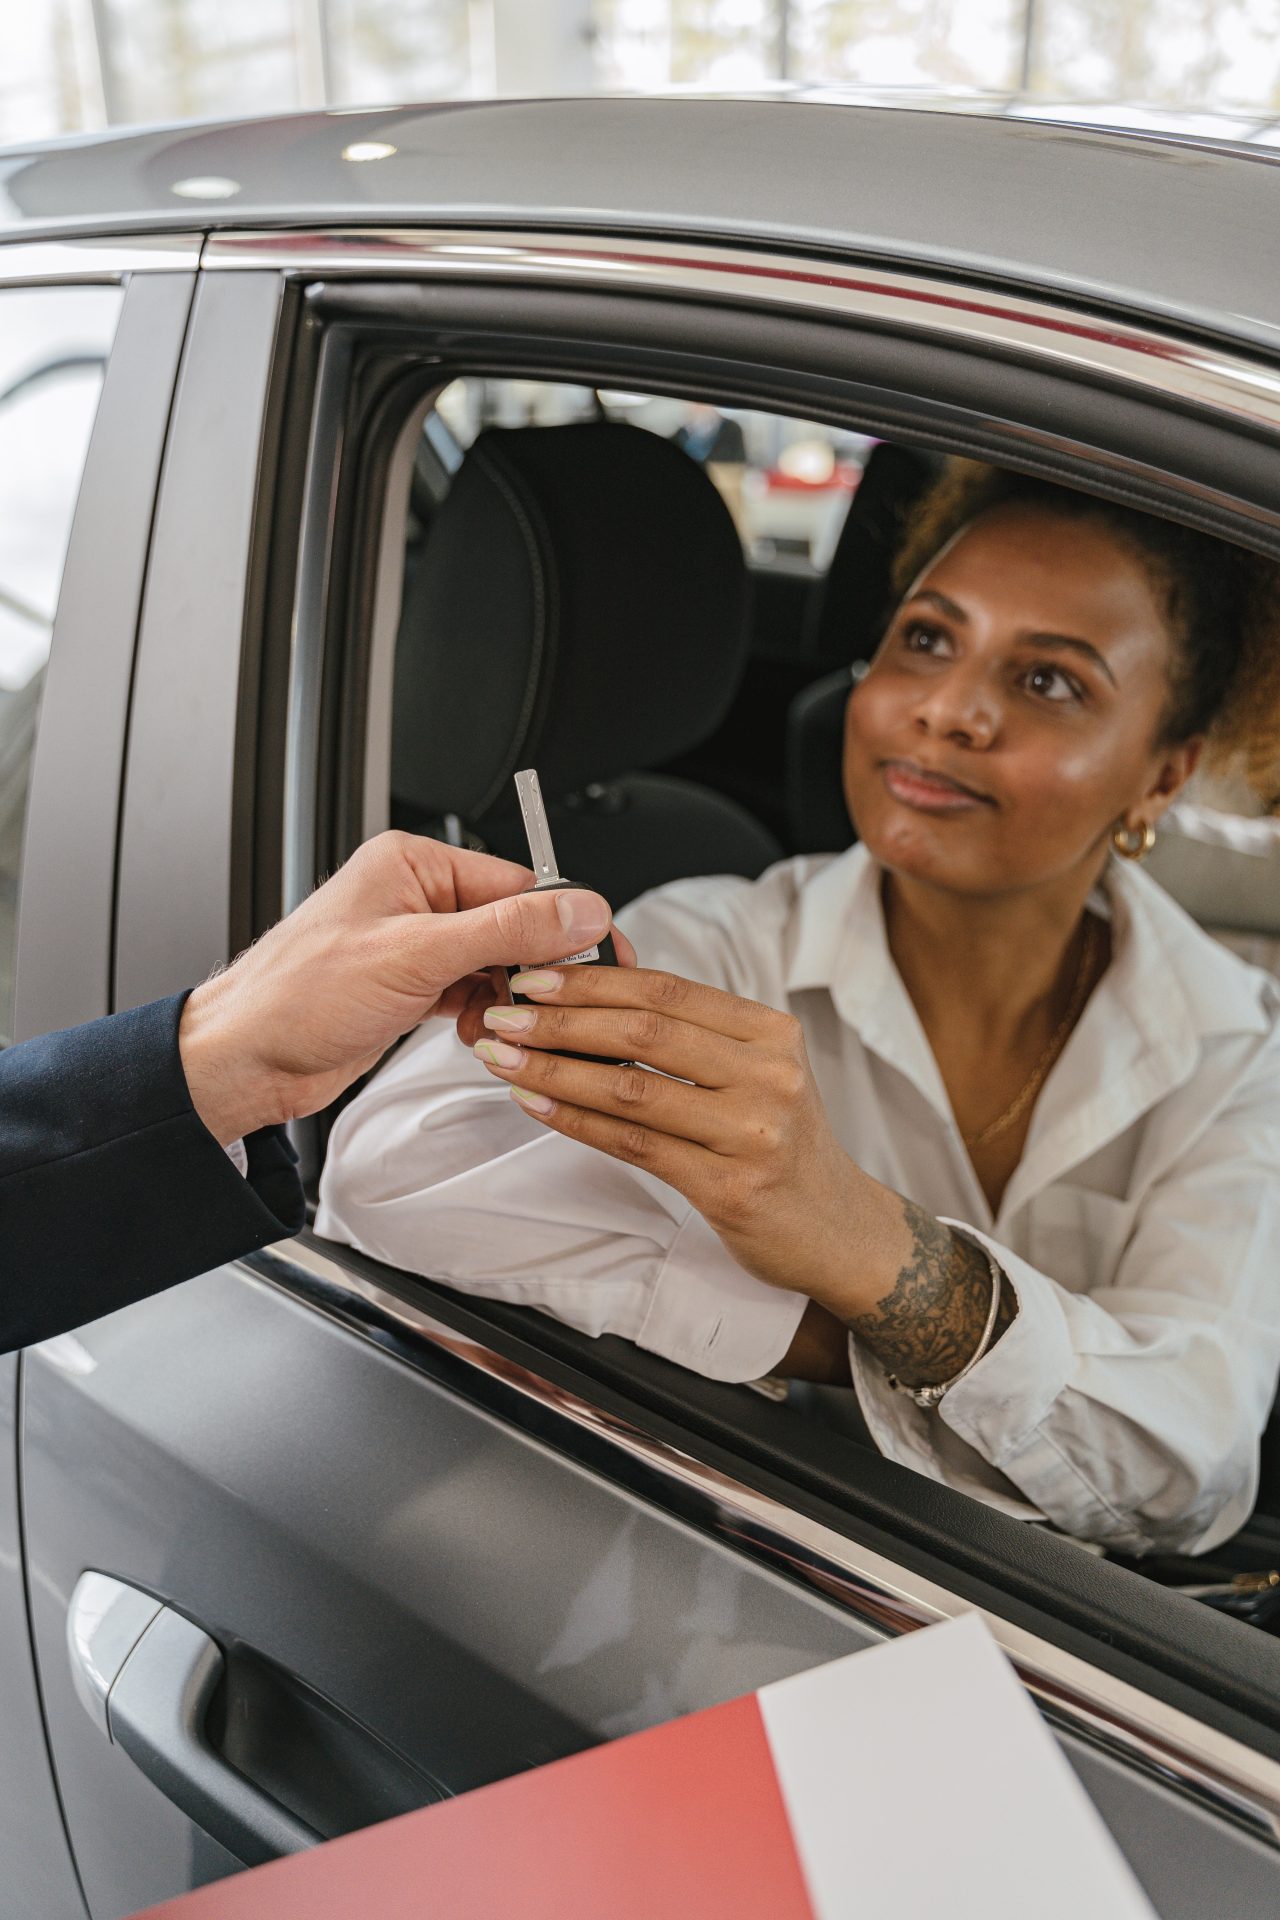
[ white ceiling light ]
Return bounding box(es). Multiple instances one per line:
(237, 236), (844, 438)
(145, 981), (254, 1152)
(170, 176), (241, 200)
(341, 142), (398, 163)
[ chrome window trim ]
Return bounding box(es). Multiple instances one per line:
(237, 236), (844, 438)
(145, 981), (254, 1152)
(251, 1236), (1280, 1848)
(202, 226), (1280, 439)
(0, 236), (202, 286)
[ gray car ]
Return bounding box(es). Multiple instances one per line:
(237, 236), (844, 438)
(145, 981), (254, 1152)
(4, 93), (1280, 1920)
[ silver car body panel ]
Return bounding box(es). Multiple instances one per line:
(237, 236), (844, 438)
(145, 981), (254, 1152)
(257, 1236), (1280, 1847)
(3, 100), (1280, 354)
(14, 269), (196, 1042)
(21, 1261), (1280, 1920)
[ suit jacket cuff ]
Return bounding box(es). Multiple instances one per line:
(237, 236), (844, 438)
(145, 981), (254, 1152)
(0, 991), (305, 1353)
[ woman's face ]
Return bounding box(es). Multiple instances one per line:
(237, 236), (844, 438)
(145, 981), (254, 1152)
(842, 502), (1198, 900)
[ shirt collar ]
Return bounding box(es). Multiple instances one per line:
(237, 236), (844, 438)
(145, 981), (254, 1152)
(783, 839), (1276, 1192)
(1104, 852), (1275, 1048)
(785, 844), (955, 1119)
(785, 839), (1273, 1041)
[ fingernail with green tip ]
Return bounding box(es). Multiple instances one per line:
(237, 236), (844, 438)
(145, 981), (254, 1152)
(511, 1086), (555, 1117)
(474, 1039), (525, 1069)
(509, 970), (562, 996)
(485, 1005), (537, 1032)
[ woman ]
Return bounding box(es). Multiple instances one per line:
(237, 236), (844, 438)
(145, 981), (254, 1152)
(317, 462), (1280, 1557)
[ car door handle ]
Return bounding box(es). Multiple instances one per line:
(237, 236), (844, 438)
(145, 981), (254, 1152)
(67, 1573), (317, 1866)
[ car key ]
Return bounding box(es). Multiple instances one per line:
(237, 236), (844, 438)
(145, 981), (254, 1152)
(506, 767), (626, 1065)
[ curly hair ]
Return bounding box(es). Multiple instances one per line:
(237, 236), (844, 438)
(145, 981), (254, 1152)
(888, 461), (1280, 809)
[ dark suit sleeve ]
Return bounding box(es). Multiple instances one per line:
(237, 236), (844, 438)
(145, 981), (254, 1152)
(0, 991), (305, 1354)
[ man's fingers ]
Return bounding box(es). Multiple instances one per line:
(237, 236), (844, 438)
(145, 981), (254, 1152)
(391, 834), (536, 913)
(407, 884), (614, 985)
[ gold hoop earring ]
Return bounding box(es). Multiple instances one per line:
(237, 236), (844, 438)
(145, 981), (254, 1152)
(1112, 820), (1156, 861)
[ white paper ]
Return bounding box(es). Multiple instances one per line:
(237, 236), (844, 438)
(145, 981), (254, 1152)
(757, 1612), (1156, 1920)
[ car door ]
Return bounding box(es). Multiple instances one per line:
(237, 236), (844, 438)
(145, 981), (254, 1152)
(17, 228), (1280, 1920)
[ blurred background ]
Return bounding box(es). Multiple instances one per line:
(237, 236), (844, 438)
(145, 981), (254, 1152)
(5, 0), (1280, 150)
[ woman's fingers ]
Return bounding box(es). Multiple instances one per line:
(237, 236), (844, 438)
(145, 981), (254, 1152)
(472, 1041), (741, 1150)
(483, 1063), (725, 1193)
(508, 964), (791, 1047)
(482, 997), (747, 1087)
(454, 967), (509, 1045)
(612, 928), (639, 969)
(435, 972), (488, 1018)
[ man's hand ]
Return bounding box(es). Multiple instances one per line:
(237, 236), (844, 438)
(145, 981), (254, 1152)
(178, 832), (627, 1146)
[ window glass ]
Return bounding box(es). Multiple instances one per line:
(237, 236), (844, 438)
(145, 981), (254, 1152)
(1027, 0), (1280, 112)
(325, 0), (471, 105)
(432, 377), (876, 568)
(0, 285), (121, 1044)
(97, 0), (299, 124)
(593, 0), (780, 89)
(787, 0), (1022, 89)
(0, 0), (95, 145)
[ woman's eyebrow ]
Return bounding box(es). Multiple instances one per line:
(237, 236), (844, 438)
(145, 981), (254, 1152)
(907, 589), (967, 621)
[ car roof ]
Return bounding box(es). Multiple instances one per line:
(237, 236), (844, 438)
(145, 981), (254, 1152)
(4, 95), (1280, 355)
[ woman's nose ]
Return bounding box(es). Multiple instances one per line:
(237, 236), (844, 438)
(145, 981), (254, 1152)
(912, 670), (999, 748)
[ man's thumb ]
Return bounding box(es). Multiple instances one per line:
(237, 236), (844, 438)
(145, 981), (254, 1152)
(435, 886), (612, 980)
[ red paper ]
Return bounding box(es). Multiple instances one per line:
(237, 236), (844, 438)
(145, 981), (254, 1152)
(133, 1691), (814, 1920)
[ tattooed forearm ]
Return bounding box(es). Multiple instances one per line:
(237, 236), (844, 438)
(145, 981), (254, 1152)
(846, 1198), (1015, 1389)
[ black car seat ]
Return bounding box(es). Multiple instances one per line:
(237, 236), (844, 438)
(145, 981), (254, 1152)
(785, 663), (860, 855)
(785, 443), (943, 853)
(802, 441), (942, 668)
(391, 421), (782, 907)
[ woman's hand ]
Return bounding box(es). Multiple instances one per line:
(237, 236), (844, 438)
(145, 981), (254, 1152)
(452, 933), (636, 1049)
(470, 963), (868, 1301)
(469, 962), (1016, 1389)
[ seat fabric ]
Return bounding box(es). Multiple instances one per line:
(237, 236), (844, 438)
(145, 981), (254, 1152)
(392, 420), (781, 907)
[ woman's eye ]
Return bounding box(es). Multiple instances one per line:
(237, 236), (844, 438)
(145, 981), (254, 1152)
(901, 622), (947, 654)
(1025, 664), (1083, 703)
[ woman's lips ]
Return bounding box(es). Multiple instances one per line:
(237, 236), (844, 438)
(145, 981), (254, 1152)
(881, 760), (992, 813)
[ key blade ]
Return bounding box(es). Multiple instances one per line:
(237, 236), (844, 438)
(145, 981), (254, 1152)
(514, 768), (561, 885)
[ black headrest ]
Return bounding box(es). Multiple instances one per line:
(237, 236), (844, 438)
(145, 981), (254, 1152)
(392, 422), (749, 820)
(787, 666), (857, 854)
(803, 442), (942, 665)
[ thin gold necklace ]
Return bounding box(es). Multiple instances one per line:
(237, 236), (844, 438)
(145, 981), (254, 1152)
(962, 915), (1100, 1151)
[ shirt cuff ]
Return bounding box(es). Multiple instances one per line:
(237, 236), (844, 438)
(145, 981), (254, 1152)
(636, 1208), (808, 1383)
(931, 1221), (1075, 1465)
(224, 1138), (248, 1177)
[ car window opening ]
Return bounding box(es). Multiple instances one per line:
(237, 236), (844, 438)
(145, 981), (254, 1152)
(314, 370), (1280, 1636)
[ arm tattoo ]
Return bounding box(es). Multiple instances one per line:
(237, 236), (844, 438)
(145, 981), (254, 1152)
(847, 1197), (1015, 1389)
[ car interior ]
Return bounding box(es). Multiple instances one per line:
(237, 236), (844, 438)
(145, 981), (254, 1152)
(317, 368), (1280, 1642)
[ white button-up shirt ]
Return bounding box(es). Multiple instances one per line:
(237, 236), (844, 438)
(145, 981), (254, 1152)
(316, 845), (1280, 1556)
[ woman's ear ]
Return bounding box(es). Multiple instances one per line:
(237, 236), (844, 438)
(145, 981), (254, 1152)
(1145, 735), (1204, 821)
